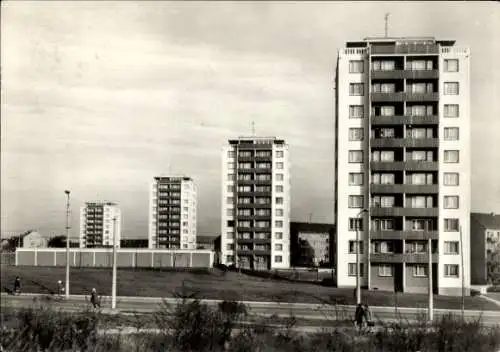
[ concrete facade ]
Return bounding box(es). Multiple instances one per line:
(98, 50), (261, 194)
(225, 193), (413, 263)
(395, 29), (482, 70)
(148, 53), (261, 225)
(22, 231), (48, 249)
(79, 202), (122, 248)
(470, 213), (500, 285)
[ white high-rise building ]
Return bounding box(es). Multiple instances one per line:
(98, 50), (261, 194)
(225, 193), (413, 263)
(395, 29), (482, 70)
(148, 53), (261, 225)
(79, 202), (121, 248)
(221, 137), (291, 270)
(149, 176), (197, 249)
(335, 37), (470, 296)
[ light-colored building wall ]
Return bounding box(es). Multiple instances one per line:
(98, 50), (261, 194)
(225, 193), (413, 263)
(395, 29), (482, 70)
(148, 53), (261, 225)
(79, 202), (121, 248)
(22, 231), (48, 249)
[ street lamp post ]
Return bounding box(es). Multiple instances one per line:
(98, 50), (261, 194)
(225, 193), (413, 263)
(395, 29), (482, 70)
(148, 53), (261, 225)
(356, 209), (368, 305)
(111, 216), (117, 310)
(64, 190), (71, 299)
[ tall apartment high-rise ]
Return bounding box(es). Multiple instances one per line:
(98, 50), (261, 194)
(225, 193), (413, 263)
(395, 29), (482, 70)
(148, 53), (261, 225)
(335, 37), (470, 296)
(79, 202), (121, 248)
(221, 137), (291, 270)
(148, 176), (197, 249)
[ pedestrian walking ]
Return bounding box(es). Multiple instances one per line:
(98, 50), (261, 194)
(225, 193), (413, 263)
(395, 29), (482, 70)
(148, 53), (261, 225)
(13, 276), (21, 295)
(57, 280), (64, 296)
(354, 303), (365, 330)
(364, 303), (374, 328)
(90, 288), (100, 308)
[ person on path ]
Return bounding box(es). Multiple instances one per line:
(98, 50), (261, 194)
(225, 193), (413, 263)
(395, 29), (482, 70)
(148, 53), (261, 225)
(364, 303), (374, 328)
(57, 280), (64, 296)
(354, 303), (365, 329)
(90, 288), (100, 308)
(13, 277), (21, 295)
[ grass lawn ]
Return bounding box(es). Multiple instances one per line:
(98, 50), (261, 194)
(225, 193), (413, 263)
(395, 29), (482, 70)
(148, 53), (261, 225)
(2, 265), (499, 311)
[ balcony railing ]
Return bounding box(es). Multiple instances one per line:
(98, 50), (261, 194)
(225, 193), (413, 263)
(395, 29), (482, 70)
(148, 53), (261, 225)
(371, 69), (439, 80)
(370, 44), (439, 55)
(370, 207), (438, 217)
(370, 252), (438, 263)
(371, 115), (439, 125)
(370, 92), (439, 102)
(370, 184), (438, 194)
(370, 230), (439, 240)
(370, 138), (438, 148)
(405, 92), (439, 102)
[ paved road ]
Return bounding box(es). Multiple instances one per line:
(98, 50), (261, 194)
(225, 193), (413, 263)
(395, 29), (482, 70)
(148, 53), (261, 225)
(2, 293), (500, 327)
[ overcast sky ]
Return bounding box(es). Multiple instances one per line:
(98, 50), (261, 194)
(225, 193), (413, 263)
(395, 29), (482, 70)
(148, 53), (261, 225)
(1, 1), (499, 239)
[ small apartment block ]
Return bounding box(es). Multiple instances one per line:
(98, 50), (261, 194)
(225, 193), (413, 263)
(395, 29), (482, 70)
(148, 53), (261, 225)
(335, 37), (470, 296)
(220, 137), (291, 270)
(79, 202), (121, 248)
(148, 176), (197, 249)
(470, 213), (500, 285)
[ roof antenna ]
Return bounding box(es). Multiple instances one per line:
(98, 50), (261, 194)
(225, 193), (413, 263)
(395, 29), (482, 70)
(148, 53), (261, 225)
(251, 121), (255, 136)
(385, 13), (390, 38)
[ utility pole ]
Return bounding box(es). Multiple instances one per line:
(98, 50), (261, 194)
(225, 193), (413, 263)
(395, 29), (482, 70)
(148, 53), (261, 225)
(428, 237), (433, 322)
(111, 216), (117, 310)
(356, 209), (367, 305)
(64, 190), (71, 299)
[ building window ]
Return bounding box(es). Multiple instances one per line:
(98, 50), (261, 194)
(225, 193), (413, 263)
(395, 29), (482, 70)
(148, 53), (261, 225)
(226, 232), (234, 239)
(275, 244), (283, 251)
(275, 255), (283, 263)
(227, 151), (235, 158)
(275, 232), (283, 239)
(444, 173), (459, 186)
(372, 173), (395, 185)
(348, 263), (364, 276)
(444, 104), (459, 118)
(444, 218), (460, 232)
(412, 265), (427, 277)
(276, 151), (284, 158)
(444, 196), (459, 209)
(275, 185), (284, 193)
(378, 264), (394, 277)
(371, 150), (394, 162)
(254, 197), (271, 205)
(275, 197), (284, 205)
(348, 218), (363, 231)
(226, 244), (234, 250)
(349, 128), (364, 141)
(348, 240), (364, 254)
(371, 219), (394, 231)
(276, 173), (284, 181)
(349, 173), (364, 186)
(226, 197), (234, 205)
(444, 150), (459, 163)
(226, 255), (234, 262)
(238, 174), (252, 181)
(227, 162), (234, 169)
(276, 162), (284, 169)
(227, 173), (234, 181)
(349, 83), (364, 96)
(444, 241), (460, 254)
(372, 195), (395, 208)
(444, 264), (459, 277)
(349, 60), (364, 73)
(275, 220), (283, 228)
(348, 150), (364, 163)
(275, 208), (284, 216)
(444, 127), (459, 141)
(348, 195), (364, 208)
(255, 174), (271, 181)
(349, 105), (364, 118)
(444, 59), (459, 72)
(227, 185), (234, 193)
(444, 82), (459, 95)
(372, 60), (396, 71)
(226, 209), (234, 216)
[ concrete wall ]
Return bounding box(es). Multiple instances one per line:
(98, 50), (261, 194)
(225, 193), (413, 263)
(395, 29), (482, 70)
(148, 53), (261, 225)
(470, 218), (487, 285)
(370, 264), (395, 292)
(15, 249), (214, 268)
(405, 264), (429, 294)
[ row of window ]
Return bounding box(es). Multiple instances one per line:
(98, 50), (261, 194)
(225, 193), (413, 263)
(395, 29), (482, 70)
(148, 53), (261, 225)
(227, 173), (285, 181)
(347, 263), (459, 278)
(227, 162), (285, 169)
(348, 127), (459, 141)
(348, 82), (460, 96)
(350, 104), (459, 118)
(227, 150), (284, 158)
(226, 196), (285, 205)
(348, 59), (459, 73)
(236, 220), (285, 228)
(226, 232), (284, 240)
(226, 255), (284, 263)
(227, 243), (284, 251)
(227, 185), (283, 193)
(357, 172), (447, 186)
(348, 150), (460, 163)
(347, 240), (459, 254)
(347, 195), (460, 209)
(227, 208), (284, 216)
(348, 218), (460, 232)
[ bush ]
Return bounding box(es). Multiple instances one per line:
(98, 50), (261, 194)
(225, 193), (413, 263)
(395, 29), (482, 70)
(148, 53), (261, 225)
(487, 285), (500, 292)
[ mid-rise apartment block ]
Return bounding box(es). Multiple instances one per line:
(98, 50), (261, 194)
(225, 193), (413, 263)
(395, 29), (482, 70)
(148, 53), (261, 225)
(335, 37), (470, 295)
(79, 202), (122, 248)
(470, 213), (500, 285)
(221, 137), (291, 270)
(148, 176), (197, 249)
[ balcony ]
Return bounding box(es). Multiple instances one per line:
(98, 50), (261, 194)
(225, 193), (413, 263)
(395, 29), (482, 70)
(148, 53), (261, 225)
(370, 43), (439, 55)
(403, 253), (439, 263)
(404, 161), (439, 171)
(370, 161), (406, 171)
(371, 69), (439, 80)
(370, 253), (403, 263)
(370, 230), (439, 240)
(405, 92), (439, 102)
(371, 92), (405, 102)
(370, 207), (438, 217)
(370, 184), (438, 194)
(370, 138), (438, 148)
(371, 115), (439, 125)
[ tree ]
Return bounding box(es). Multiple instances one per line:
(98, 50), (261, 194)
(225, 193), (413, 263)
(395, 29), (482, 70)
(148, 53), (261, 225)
(48, 235), (67, 248)
(298, 239), (316, 267)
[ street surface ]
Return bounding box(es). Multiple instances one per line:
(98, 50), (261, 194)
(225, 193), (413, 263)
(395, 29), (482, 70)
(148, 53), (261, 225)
(2, 293), (500, 327)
